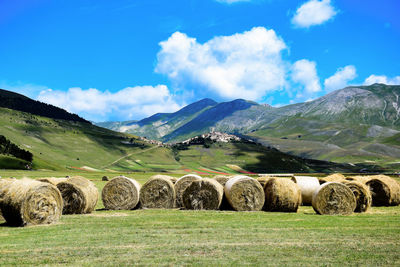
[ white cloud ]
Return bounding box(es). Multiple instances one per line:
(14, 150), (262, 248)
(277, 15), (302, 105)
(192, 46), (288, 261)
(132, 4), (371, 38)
(364, 75), (400, 85)
(291, 59), (321, 96)
(324, 65), (357, 91)
(291, 0), (337, 28)
(215, 0), (251, 3)
(37, 85), (182, 122)
(156, 27), (288, 101)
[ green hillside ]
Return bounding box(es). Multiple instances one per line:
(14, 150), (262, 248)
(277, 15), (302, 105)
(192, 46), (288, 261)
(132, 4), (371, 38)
(1, 106), (375, 173)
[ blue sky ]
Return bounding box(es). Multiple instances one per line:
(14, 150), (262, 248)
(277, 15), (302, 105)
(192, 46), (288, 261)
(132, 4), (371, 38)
(1, 0), (399, 122)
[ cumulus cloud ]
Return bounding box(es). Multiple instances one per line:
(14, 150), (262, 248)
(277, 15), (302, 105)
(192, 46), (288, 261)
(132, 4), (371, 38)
(291, 59), (321, 97)
(156, 27), (288, 101)
(37, 85), (182, 122)
(364, 75), (400, 85)
(291, 0), (337, 28)
(324, 65), (357, 91)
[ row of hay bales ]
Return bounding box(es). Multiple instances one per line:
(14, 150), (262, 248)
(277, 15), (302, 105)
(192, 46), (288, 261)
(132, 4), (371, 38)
(0, 176), (98, 226)
(1, 173), (399, 226)
(101, 174), (295, 212)
(318, 173), (400, 207)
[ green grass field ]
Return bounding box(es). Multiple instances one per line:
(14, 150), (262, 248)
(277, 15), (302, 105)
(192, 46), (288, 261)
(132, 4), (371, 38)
(1, 171), (400, 266)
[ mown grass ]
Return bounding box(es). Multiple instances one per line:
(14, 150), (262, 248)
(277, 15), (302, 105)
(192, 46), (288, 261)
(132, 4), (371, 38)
(0, 171), (400, 266)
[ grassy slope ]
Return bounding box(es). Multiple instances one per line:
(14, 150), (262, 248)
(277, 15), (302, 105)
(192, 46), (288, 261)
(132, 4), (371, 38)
(0, 107), (166, 171)
(0, 155), (30, 170)
(0, 171), (399, 266)
(249, 116), (400, 170)
(0, 107), (382, 173)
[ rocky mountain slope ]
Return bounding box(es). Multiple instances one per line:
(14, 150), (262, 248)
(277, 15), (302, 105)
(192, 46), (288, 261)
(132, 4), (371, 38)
(97, 84), (400, 167)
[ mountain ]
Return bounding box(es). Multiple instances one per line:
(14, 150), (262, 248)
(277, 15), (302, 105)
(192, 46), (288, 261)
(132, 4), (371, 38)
(1, 91), (360, 173)
(95, 98), (218, 140)
(95, 120), (138, 131)
(98, 84), (400, 168)
(0, 89), (90, 123)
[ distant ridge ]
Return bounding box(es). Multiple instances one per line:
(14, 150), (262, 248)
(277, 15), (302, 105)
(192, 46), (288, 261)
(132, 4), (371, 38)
(96, 84), (400, 167)
(0, 89), (90, 123)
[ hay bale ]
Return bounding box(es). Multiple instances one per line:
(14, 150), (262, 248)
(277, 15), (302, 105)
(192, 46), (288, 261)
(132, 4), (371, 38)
(0, 178), (62, 226)
(169, 177), (178, 184)
(291, 176), (320, 205)
(319, 174), (346, 184)
(174, 174), (202, 208)
(57, 176), (99, 214)
(213, 175), (231, 186)
(224, 175), (265, 211)
(312, 182), (356, 215)
(182, 178), (224, 210)
(212, 175), (233, 210)
(343, 181), (371, 212)
(37, 177), (68, 186)
(102, 176), (109, 181)
(345, 176), (371, 184)
(263, 178), (301, 212)
(256, 177), (273, 188)
(140, 175), (175, 209)
(366, 175), (400, 206)
(102, 176), (141, 210)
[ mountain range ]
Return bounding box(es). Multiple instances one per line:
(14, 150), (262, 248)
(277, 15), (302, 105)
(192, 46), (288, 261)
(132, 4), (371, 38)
(1, 88), (364, 173)
(96, 84), (400, 168)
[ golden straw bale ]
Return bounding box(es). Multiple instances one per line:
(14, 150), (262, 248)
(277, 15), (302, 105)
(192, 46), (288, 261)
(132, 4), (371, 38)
(365, 175), (400, 206)
(319, 174), (346, 184)
(0, 178), (62, 226)
(213, 175), (231, 187)
(224, 175), (265, 211)
(174, 174), (202, 208)
(212, 175), (234, 210)
(140, 175), (175, 209)
(345, 176), (372, 184)
(342, 181), (371, 212)
(182, 178), (224, 210)
(256, 177), (273, 188)
(263, 178), (301, 212)
(102, 176), (141, 210)
(312, 182), (356, 215)
(37, 177), (68, 186)
(58, 176), (99, 214)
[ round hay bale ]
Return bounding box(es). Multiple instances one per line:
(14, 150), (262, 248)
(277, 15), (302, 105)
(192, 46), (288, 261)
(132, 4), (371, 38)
(140, 175), (175, 209)
(224, 175), (265, 211)
(182, 178), (224, 210)
(37, 177), (68, 186)
(291, 176), (320, 205)
(102, 176), (109, 181)
(169, 177), (178, 184)
(366, 175), (400, 206)
(57, 176), (99, 214)
(319, 174), (346, 184)
(263, 178), (301, 212)
(312, 182), (356, 215)
(343, 181), (371, 212)
(256, 177), (273, 188)
(345, 176), (371, 184)
(174, 174), (202, 208)
(0, 178), (62, 226)
(213, 175), (231, 186)
(102, 176), (141, 210)
(212, 175), (233, 210)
